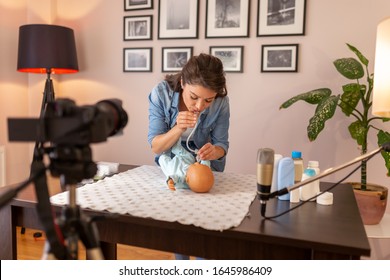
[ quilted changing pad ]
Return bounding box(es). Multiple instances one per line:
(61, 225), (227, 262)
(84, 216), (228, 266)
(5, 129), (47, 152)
(50, 165), (257, 231)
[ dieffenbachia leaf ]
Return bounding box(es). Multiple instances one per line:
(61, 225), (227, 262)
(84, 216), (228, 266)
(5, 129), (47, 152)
(307, 95), (340, 141)
(339, 83), (364, 116)
(348, 120), (367, 146)
(333, 57), (364, 80)
(279, 88), (332, 109)
(377, 130), (390, 176)
(347, 43), (369, 67)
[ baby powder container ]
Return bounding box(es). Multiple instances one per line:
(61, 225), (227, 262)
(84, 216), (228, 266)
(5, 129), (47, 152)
(277, 157), (294, 201)
(271, 154), (283, 193)
(300, 168), (317, 201)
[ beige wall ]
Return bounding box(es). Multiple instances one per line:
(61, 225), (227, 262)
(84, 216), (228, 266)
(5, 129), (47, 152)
(1, 0), (390, 205)
(0, 0), (29, 184)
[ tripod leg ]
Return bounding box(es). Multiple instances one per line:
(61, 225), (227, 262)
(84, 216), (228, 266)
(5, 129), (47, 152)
(78, 211), (104, 260)
(41, 241), (58, 260)
(86, 247), (104, 260)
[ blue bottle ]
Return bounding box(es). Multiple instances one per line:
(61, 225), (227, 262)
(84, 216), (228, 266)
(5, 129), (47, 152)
(277, 157), (294, 200)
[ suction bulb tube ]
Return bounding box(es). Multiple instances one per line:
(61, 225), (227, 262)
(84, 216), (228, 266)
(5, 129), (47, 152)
(257, 148), (274, 217)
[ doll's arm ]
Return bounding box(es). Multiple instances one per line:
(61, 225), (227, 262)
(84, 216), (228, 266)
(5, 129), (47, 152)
(167, 178), (176, 191)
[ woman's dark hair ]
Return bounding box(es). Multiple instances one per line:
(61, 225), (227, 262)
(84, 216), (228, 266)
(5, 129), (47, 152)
(165, 53), (227, 98)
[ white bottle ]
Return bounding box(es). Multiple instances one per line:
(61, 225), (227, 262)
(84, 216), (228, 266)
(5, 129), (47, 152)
(307, 161), (320, 199)
(300, 168), (317, 201)
(271, 154), (283, 193)
(291, 151), (304, 183)
(277, 157), (294, 201)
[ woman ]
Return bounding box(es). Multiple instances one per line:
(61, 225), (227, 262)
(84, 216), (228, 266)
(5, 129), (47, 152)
(148, 53), (230, 260)
(148, 53), (230, 172)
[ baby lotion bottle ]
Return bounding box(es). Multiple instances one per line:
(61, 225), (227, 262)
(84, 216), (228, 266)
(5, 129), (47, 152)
(277, 157), (294, 201)
(271, 154), (283, 193)
(291, 151), (304, 183)
(300, 168), (317, 201)
(307, 160), (320, 199)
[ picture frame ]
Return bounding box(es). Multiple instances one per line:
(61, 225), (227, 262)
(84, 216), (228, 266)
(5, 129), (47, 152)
(162, 47), (193, 72)
(124, 15), (152, 41)
(210, 46), (244, 73)
(124, 0), (153, 11)
(123, 48), (153, 72)
(205, 0), (250, 38)
(261, 44), (298, 73)
(158, 0), (199, 39)
(257, 0), (306, 37)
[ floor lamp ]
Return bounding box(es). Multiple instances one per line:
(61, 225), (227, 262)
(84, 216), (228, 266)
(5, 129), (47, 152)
(373, 17), (390, 118)
(17, 24), (79, 162)
(17, 24), (79, 235)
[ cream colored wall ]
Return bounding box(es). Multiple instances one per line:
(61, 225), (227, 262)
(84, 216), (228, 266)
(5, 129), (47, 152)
(2, 0), (390, 201)
(0, 0), (29, 185)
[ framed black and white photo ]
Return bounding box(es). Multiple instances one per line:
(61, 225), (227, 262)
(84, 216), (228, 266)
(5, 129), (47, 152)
(261, 44), (298, 72)
(257, 0), (306, 37)
(123, 48), (152, 72)
(124, 0), (153, 11)
(124, 15), (152, 40)
(158, 0), (199, 39)
(206, 0), (250, 38)
(162, 47), (193, 72)
(210, 46), (244, 73)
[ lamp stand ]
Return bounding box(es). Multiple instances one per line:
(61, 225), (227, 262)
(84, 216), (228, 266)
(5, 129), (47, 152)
(31, 70), (55, 163)
(39, 71), (55, 118)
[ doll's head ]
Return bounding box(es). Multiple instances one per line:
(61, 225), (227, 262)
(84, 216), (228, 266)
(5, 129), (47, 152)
(186, 162), (214, 193)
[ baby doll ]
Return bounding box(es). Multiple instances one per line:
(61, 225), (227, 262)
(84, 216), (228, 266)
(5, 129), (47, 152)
(158, 140), (214, 192)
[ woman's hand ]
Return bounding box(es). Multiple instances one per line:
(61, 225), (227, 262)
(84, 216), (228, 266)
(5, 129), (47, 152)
(176, 111), (198, 130)
(197, 143), (225, 161)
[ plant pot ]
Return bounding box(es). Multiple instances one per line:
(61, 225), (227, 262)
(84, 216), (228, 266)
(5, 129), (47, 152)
(350, 182), (388, 225)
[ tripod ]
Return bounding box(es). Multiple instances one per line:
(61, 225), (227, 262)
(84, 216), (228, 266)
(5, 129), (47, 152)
(40, 145), (104, 260)
(0, 145), (105, 259)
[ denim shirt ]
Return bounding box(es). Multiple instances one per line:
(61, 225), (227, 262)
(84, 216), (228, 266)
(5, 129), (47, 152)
(148, 80), (230, 172)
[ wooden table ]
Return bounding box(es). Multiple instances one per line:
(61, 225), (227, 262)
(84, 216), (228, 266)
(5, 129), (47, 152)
(0, 165), (371, 260)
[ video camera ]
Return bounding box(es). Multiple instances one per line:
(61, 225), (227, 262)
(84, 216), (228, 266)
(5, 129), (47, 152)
(8, 98), (128, 145)
(8, 98), (128, 184)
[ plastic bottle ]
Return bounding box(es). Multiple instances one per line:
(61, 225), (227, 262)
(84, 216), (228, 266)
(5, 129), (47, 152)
(271, 154), (283, 193)
(289, 184), (300, 203)
(291, 151), (304, 183)
(277, 157), (294, 201)
(300, 168), (317, 201)
(307, 160), (320, 199)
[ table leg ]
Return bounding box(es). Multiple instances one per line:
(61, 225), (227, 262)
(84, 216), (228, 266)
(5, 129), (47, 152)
(0, 205), (17, 259)
(100, 241), (117, 260)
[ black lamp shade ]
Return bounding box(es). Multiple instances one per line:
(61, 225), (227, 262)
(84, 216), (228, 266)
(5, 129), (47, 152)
(17, 24), (79, 74)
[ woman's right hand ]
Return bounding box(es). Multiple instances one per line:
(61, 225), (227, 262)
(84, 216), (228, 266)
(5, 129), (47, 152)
(176, 111), (198, 130)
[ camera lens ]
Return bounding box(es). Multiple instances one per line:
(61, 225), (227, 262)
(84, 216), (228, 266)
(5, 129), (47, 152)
(96, 99), (128, 137)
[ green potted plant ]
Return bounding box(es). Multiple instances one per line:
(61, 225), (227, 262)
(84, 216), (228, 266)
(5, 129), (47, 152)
(279, 43), (389, 224)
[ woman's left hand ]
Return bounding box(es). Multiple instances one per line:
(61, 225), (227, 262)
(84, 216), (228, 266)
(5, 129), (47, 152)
(197, 143), (225, 161)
